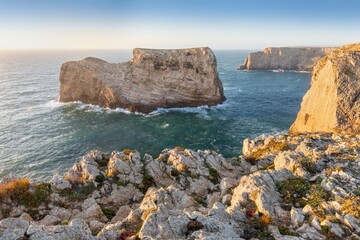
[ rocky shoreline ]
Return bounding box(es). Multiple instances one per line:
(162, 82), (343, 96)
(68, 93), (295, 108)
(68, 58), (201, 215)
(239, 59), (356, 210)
(1, 132), (360, 239)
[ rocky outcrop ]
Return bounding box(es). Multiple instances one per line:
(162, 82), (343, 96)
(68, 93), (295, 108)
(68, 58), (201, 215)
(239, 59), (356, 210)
(1, 132), (360, 239)
(59, 47), (225, 113)
(290, 43), (360, 134)
(239, 47), (336, 71)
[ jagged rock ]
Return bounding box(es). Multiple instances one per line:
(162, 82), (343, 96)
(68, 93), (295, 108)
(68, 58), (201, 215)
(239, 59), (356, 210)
(39, 215), (61, 226)
(0, 217), (29, 230)
(19, 213), (34, 222)
(50, 207), (72, 221)
(239, 47), (336, 71)
(97, 184), (143, 209)
(106, 150), (143, 185)
(73, 198), (108, 223)
(111, 205), (131, 224)
(26, 219), (96, 240)
(296, 223), (324, 240)
(59, 47), (225, 113)
(274, 152), (308, 177)
(0, 229), (25, 240)
(89, 220), (105, 234)
(290, 207), (305, 227)
(220, 177), (238, 197)
(228, 169), (292, 219)
(321, 220), (345, 237)
(66, 151), (102, 182)
(344, 214), (360, 234)
(50, 173), (71, 190)
(290, 43), (360, 134)
(267, 225), (301, 240)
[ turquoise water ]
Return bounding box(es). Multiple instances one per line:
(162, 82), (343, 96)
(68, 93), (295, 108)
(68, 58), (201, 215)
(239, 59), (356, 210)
(0, 50), (310, 180)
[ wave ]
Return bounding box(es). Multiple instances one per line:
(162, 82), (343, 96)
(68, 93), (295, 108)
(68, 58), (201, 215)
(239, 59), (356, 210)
(43, 99), (228, 117)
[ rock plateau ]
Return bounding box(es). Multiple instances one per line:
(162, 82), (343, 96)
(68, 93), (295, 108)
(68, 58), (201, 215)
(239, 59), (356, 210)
(239, 47), (336, 71)
(59, 47), (225, 113)
(290, 43), (360, 134)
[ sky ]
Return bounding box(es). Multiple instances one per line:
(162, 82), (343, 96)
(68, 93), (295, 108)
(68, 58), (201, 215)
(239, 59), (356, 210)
(0, 0), (359, 50)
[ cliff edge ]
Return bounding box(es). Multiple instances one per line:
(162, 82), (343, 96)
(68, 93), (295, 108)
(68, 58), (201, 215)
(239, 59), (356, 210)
(290, 43), (360, 134)
(239, 47), (336, 71)
(59, 47), (225, 113)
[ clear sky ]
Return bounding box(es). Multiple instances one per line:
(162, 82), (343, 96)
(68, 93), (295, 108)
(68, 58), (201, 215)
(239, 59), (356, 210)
(0, 0), (359, 50)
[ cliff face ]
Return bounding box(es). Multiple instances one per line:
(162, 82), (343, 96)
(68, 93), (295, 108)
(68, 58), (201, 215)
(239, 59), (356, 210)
(239, 47), (336, 71)
(59, 47), (225, 113)
(290, 43), (360, 134)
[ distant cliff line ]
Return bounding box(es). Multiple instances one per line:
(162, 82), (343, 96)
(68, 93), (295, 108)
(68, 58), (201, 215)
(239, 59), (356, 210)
(239, 47), (337, 71)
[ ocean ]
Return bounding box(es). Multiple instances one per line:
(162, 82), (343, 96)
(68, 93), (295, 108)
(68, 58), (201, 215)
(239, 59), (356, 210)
(0, 50), (310, 181)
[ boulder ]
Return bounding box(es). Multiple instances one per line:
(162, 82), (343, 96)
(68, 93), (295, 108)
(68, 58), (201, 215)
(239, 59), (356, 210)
(290, 43), (360, 134)
(59, 47), (225, 113)
(239, 47), (336, 71)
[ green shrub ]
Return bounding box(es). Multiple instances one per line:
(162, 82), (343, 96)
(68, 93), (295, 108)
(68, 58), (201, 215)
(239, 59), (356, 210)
(95, 173), (106, 183)
(101, 207), (116, 220)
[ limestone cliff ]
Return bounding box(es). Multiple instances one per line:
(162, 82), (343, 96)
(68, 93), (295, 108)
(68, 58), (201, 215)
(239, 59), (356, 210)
(290, 43), (360, 134)
(239, 47), (336, 71)
(59, 47), (225, 113)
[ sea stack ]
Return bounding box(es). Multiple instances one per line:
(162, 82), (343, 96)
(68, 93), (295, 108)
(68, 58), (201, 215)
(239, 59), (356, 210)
(239, 47), (336, 71)
(289, 43), (360, 134)
(59, 47), (225, 113)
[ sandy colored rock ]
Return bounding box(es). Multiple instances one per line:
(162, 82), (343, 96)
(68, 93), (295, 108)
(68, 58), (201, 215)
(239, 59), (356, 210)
(59, 47), (225, 113)
(290, 43), (360, 134)
(239, 47), (336, 71)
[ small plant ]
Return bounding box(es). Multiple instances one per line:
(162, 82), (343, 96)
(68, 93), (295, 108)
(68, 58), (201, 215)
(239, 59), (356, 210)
(193, 197), (206, 206)
(301, 158), (317, 174)
(276, 177), (310, 207)
(138, 173), (155, 194)
(278, 225), (300, 236)
(207, 165), (219, 184)
(171, 168), (181, 177)
(101, 207), (116, 220)
(95, 173), (106, 183)
(58, 182), (95, 202)
(60, 220), (69, 225)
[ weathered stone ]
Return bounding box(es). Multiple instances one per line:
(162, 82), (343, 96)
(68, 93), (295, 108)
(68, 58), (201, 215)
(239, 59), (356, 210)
(239, 47), (336, 71)
(59, 47), (225, 113)
(66, 151), (102, 182)
(38, 215), (61, 226)
(50, 207), (72, 221)
(290, 207), (305, 227)
(73, 198), (108, 223)
(290, 43), (360, 134)
(50, 173), (71, 190)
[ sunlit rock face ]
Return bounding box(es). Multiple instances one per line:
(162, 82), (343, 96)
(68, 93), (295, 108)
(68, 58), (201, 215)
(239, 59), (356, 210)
(290, 43), (360, 134)
(59, 47), (225, 113)
(239, 47), (336, 71)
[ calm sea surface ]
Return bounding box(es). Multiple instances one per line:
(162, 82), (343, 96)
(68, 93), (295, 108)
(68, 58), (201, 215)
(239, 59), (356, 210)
(0, 50), (310, 180)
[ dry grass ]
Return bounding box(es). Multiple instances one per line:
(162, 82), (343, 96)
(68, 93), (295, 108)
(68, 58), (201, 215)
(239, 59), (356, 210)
(123, 149), (135, 155)
(0, 178), (30, 201)
(247, 140), (289, 162)
(340, 197), (360, 218)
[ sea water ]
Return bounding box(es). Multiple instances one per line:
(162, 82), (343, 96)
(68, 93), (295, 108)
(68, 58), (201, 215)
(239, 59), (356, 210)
(0, 50), (310, 180)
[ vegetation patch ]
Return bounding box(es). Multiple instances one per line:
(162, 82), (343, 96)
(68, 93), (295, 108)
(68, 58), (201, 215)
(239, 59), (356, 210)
(101, 207), (116, 220)
(138, 171), (155, 194)
(278, 225), (299, 236)
(95, 173), (106, 183)
(170, 168), (181, 177)
(58, 182), (95, 202)
(193, 197), (206, 206)
(247, 140), (289, 162)
(277, 177), (311, 208)
(340, 197), (360, 218)
(0, 179), (51, 208)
